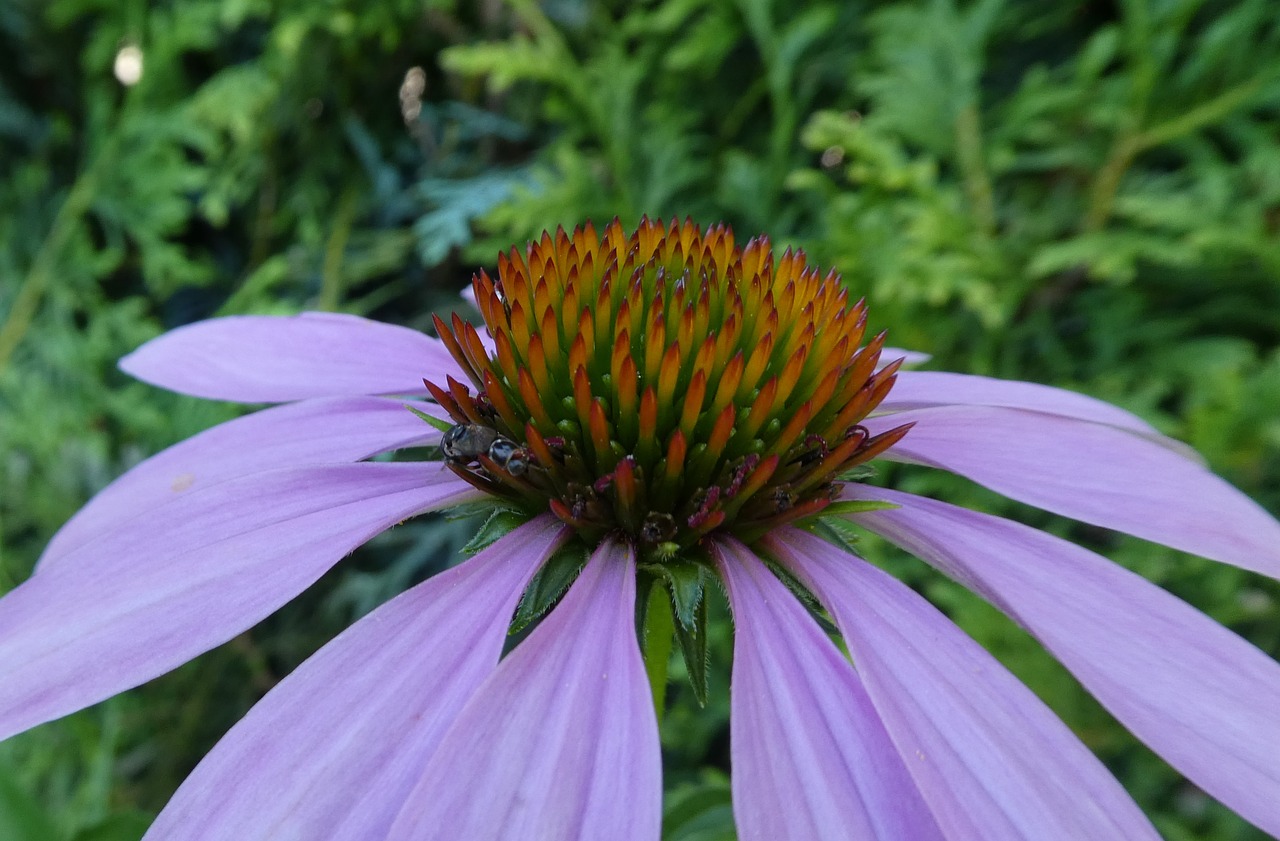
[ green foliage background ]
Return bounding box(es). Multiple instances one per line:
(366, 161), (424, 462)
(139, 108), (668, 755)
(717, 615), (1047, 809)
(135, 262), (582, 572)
(2, 0), (1279, 837)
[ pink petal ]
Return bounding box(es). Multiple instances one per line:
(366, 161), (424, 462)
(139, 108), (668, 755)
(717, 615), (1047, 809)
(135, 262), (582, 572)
(120, 313), (463, 402)
(0, 464), (479, 741)
(145, 518), (567, 841)
(713, 538), (944, 841)
(844, 486), (1280, 837)
(768, 527), (1160, 841)
(878, 371), (1159, 436)
(40, 397), (443, 569)
(388, 539), (661, 841)
(867, 405), (1280, 578)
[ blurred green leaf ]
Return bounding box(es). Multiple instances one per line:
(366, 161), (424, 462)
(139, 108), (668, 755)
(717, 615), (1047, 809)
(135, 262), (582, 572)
(70, 812), (153, 841)
(0, 774), (62, 841)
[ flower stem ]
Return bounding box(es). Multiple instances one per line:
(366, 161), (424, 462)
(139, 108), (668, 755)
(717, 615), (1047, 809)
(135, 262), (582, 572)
(641, 580), (673, 727)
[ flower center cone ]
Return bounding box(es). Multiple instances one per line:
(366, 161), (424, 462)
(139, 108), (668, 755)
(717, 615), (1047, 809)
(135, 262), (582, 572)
(426, 217), (910, 562)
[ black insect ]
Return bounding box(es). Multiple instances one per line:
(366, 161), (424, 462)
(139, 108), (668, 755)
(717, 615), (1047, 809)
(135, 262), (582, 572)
(486, 436), (529, 476)
(441, 423), (529, 477)
(440, 423), (499, 462)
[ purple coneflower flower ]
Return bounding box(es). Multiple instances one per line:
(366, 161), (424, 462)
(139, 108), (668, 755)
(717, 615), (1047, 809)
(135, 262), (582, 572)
(3, 218), (1279, 839)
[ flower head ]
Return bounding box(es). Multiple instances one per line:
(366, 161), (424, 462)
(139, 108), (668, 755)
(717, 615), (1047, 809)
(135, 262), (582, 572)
(427, 218), (906, 556)
(3, 219), (1280, 839)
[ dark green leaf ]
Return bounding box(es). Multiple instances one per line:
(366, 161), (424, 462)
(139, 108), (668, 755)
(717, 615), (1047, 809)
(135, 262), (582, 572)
(440, 499), (515, 522)
(806, 515), (861, 556)
(655, 560), (707, 632)
(405, 404), (453, 433)
(510, 543), (587, 633)
(672, 593), (709, 707)
(462, 508), (533, 554)
(822, 499), (899, 517)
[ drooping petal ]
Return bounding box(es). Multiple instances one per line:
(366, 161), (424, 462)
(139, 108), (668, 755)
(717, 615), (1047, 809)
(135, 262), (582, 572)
(877, 371), (1159, 437)
(388, 539), (661, 841)
(145, 517), (567, 841)
(768, 527), (1160, 841)
(40, 397), (444, 569)
(842, 486), (1280, 838)
(865, 405), (1280, 578)
(0, 464), (479, 741)
(713, 538), (944, 841)
(120, 313), (463, 402)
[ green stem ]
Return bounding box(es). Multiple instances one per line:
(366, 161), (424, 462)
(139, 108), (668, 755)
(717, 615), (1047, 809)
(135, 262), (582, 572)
(954, 103), (997, 238)
(642, 579), (673, 727)
(319, 188), (358, 312)
(1084, 73), (1269, 232)
(1083, 131), (1142, 233)
(1136, 75), (1268, 149)
(248, 156), (279, 270)
(0, 164), (102, 368)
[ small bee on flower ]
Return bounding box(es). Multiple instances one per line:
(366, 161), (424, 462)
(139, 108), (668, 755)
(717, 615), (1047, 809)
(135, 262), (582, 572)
(441, 422), (530, 478)
(439, 422), (500, 464)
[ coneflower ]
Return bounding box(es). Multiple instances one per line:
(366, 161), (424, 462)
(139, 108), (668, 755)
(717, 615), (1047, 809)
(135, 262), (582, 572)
(3, 218), (1278, 840)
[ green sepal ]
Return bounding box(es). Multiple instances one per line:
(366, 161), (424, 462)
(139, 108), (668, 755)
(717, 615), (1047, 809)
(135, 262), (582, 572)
(463, 508), (533, 554)
(654, 559), (707, 632)
(638, 575), (674, 725)
(405, 403), (453, 432)
(836, 464), (878, 482)
(440, 498), (519, 522)
(765, 557), (824, 617)
(823, 499), (900, 516)
(636, 557), (712, 706)
(510, 542), (587, 633)
(673, 592), (710, 706)
(806, 515), (862, 556)
(803, 499), (899, 553)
